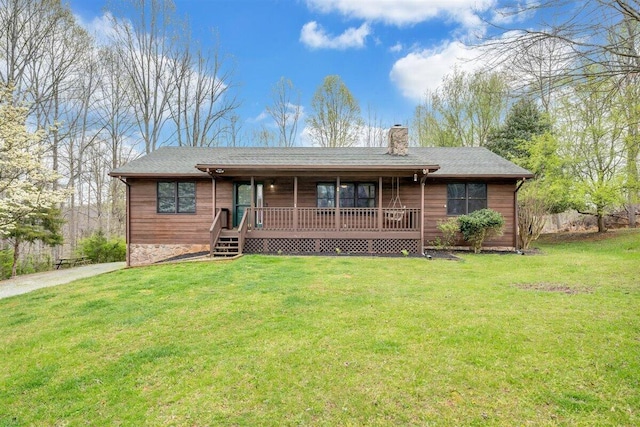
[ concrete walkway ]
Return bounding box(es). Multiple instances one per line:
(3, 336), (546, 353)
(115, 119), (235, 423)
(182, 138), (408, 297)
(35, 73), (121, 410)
(0, 262), (126, 299)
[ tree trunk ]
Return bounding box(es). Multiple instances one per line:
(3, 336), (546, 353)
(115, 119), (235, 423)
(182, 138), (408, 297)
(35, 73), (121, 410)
(11, 240), (19, 278)
(597, 213), (606, 233)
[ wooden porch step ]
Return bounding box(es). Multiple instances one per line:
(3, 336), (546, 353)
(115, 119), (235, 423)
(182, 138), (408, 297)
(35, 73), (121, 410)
(212, 235), (240, 257)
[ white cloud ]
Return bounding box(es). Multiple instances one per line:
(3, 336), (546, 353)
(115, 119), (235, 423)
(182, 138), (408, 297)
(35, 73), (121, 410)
(389, 41), (483, 101)
(74, 12), (119, 46)
(249, 111), (270, 123)
(389, 42), (403, 53)
(300, 21), (371, 50)
(305, 0), (494, 28)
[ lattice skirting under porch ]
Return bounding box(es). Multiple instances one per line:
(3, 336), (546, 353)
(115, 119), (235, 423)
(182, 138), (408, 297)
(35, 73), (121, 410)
(243, 238), (420, 254)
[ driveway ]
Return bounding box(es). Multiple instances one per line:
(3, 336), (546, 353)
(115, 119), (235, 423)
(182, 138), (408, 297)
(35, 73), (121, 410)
(0, 262), (126, 299)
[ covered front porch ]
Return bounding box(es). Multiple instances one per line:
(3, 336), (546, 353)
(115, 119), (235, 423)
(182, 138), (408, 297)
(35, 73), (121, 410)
(199, 163), (439, 256)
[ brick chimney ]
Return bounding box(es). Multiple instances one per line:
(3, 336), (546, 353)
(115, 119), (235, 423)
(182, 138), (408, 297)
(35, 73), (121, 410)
(387, 125), (408, 156)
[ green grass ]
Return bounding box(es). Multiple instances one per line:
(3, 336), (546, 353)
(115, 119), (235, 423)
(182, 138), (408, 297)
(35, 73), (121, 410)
(1, 229), (639, 426)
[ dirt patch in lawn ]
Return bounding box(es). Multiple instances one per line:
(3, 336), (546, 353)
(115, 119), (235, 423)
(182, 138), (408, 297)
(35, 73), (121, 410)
(514, 283), (593, 294)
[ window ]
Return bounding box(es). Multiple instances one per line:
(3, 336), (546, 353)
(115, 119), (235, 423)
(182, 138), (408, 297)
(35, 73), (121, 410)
(317, 183), (336, 207)
(157, 182), (196, 213)
(447, 183), (487, 215)
(316, 182), (376, 208)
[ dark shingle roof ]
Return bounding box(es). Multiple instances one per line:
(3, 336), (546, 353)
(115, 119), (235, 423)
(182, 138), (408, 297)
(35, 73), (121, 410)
(109, 146), (533, 178)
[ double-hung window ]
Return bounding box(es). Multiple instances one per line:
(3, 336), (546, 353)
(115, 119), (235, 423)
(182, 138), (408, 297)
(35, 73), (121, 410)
(447, 183), (487, 215)
(317, 183), (336, 207)
(157, 181), (196, 213)
(316, 182), (376, 208)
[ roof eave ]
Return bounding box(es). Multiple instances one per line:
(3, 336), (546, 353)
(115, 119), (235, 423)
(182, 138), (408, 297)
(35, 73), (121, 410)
(429, 173), (535, 179)
(195, 163), (441, 173)
(108, 172), (210, 179)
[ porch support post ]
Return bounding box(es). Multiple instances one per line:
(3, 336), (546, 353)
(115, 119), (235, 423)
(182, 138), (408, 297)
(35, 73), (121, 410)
(293, 176), (298, 231)
(378, 176), (383, 231)
(335, 176), (341, 231)
(250, 176), (255, 229)
(420, 177), (426, 255)
(211, 177), (216, 218)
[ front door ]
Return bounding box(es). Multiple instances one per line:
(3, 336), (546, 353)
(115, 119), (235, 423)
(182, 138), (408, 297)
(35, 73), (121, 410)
(233, 182), (263, 227)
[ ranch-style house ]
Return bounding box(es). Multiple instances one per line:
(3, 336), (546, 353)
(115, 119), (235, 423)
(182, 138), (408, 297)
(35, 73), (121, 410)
(109, 126), (534, 266)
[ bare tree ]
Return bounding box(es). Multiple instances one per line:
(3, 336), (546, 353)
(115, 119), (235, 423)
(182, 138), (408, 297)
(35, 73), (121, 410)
(108, 0), (178, 154)
(307, 75), (363, 147)
(414, 69), (509, 147)
(252, 126), (275, 147)
(0, 0), (68, 99)
(363, 103), (386, 147)
(168, 32), (239, 147)
(30, 11), (93, 189)
(486, 1), (640, 81)
(265, 77), (301, 147)
(95, 46), (137, 236)
(500, 37), (571, 116)
(517, 183), (550, 249)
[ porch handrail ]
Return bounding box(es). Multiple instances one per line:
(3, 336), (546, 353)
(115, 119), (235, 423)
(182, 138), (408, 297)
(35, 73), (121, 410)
(252, 207), (420, 232)
(237, 209), (249, 254)
(209, 208), (223, 257)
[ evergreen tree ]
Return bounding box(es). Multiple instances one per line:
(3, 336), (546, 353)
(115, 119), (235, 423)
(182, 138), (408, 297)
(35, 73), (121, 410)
(486, 97), (551, 161)
(6, 207), (64, 278)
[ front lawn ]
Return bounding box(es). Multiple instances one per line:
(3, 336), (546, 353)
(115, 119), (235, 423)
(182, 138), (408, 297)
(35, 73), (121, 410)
(1, 230), (639, 426)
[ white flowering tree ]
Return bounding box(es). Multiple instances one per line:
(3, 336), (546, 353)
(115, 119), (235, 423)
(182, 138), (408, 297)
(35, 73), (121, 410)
(0, 85), (68, 238)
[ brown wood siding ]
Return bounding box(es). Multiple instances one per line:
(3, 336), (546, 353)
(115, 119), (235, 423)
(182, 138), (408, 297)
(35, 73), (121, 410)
(265, 177), (295, 207)
(129, 178), (213, 245)
(423, 181), (516, 247)
(215, 180), (233, 211)
(279, 176), (423, 208)
(216, 176), (423, 210)
(487, 183), (516, 247)
(127, 175), (517, 249)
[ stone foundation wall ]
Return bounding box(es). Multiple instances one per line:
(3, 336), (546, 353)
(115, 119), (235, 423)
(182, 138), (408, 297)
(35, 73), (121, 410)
(129, 243), (209, 266)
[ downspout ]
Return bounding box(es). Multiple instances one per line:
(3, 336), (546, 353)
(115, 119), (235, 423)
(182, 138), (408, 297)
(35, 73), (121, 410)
(420, 174), (427, 256)
(117, 177), (131, 267)
(514, 178), (526, 251)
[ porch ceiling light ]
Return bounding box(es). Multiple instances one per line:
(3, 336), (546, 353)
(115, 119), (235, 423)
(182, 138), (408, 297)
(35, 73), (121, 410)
(215, 168), (224, 174)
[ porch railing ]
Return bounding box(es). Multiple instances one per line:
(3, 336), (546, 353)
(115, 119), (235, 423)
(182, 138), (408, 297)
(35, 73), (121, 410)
(250, 207), (420, 232)
(237, 209), (249, 253)
(209, 208), (223, 257)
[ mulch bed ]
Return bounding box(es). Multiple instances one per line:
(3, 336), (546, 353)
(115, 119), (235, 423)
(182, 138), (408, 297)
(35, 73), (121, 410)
(157, 251), (210, 263)
(157, 248), (539, 263)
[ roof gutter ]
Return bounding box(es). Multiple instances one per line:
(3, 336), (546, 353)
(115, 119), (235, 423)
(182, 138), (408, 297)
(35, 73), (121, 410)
(195, 163), (441, 173)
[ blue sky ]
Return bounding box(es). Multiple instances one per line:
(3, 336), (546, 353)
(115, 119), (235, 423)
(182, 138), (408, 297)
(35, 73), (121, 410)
(70, 0), (507, 143)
